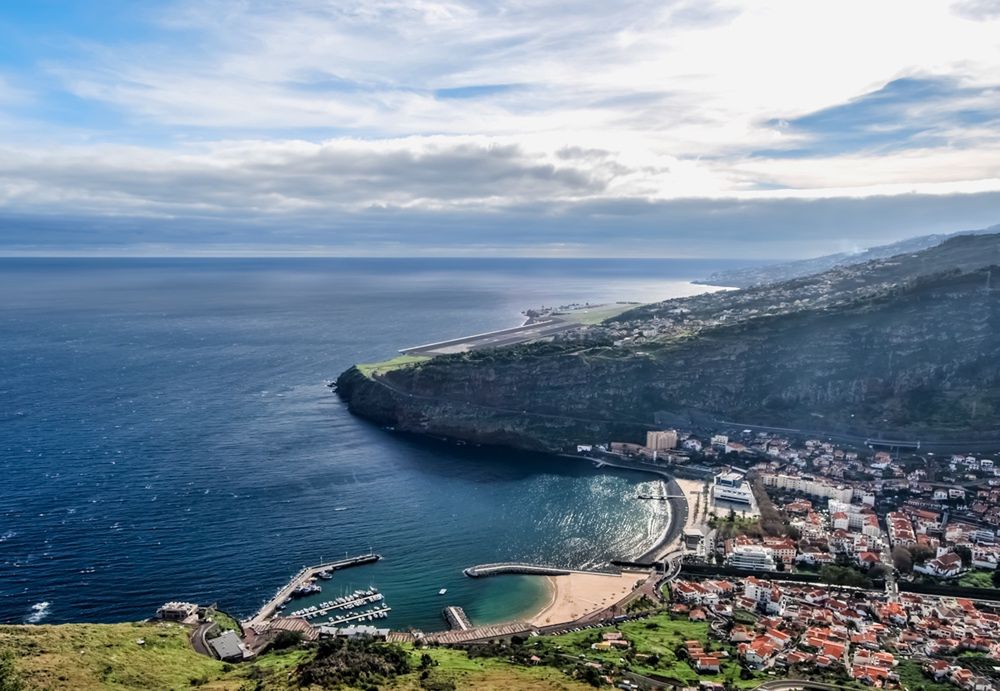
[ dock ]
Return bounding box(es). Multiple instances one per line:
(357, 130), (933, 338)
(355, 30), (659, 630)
(244, 552), (381, 630)
(442, 606), (473, 631)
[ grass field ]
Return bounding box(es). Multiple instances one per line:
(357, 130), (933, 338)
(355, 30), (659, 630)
(395, 647), (590, 690)
(356, 354), (430, 378)
(958, 570), (997, 589)
(896, 660), (954, 691)
(532, 613), (762, 688)
(0, 623), (593, 691)
(0, 622), (247, 690)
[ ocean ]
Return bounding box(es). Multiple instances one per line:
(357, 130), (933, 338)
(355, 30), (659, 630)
(0, 257), (744, 630)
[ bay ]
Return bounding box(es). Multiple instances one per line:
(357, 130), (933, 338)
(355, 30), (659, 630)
(0, 257), (746, 630)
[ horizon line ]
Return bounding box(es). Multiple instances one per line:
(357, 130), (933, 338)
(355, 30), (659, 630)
(0, 253), (757, 261)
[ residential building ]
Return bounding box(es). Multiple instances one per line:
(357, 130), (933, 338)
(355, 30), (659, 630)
(646, 429), (678, 450)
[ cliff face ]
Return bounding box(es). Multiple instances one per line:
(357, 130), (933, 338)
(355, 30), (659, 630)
(338, 235), (1000, 452)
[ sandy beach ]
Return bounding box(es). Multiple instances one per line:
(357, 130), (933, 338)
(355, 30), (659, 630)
(527, 571), (646, 627)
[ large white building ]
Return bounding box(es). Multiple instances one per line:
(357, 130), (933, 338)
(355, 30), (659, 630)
(713, 471), (754, 504)
(761, 473), (854, 503)
(727, 545), (777, 571)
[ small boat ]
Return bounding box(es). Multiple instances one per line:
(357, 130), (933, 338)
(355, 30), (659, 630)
(438, 588), (447, 596)
(317, 571), (333, 580)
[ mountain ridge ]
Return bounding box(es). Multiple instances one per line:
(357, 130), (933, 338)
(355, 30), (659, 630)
(337, 232), (1000, 452)
(695, 224), (1000, 288)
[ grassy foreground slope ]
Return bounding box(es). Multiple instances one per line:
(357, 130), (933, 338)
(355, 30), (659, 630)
(0, 622), (262, 690)
(0, 622), (591, 691)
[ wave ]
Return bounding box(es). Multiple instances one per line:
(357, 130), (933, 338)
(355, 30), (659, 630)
(25, 601), (51, 623)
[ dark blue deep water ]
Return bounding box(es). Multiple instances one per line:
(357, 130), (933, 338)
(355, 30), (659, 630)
(0, 258), (741, 630)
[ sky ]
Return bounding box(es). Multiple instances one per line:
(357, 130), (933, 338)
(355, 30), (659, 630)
(1, 0), (1000, 257)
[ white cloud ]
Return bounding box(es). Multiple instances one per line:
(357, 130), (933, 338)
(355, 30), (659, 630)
(1, 0), (1000, 254)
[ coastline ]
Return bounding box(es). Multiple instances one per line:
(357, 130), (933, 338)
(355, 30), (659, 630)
(501, 454), (694, 628)
(525, 571), (646, 628)
(558, 453), (693, 563)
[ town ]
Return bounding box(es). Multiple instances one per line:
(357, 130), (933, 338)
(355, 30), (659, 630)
(142, 425), (1000, 691)
(572, 425), (1000, 689)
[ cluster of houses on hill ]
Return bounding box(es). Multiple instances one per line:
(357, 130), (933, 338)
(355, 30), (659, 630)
(599, 423), (1000, 585)
(670, 577), (1000, 689)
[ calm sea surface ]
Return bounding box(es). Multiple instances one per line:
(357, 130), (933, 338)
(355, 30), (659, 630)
(0, 258), (745, 629)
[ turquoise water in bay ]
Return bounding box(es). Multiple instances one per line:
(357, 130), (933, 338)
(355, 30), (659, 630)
(0, 258), (745, 630)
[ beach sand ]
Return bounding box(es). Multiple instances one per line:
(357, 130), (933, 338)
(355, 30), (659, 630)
(526, 571), (646, 627)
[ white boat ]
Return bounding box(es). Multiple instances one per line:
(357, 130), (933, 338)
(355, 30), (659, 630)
(438, 588), (447, 595)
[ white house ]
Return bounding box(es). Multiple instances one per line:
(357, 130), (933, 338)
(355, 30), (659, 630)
(914, 552), (963, 579)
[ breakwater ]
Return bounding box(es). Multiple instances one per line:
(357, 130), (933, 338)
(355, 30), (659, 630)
(464, 563), (573, 578)
(442, 606), (473, 630)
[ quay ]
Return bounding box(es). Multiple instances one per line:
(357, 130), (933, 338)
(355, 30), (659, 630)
(245, 552), (381, 629)
(442, 606), (472, 631)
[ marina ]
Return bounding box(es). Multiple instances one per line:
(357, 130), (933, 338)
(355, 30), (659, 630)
(314, 605), (391, 626)
(244, 552), (381, 629)
(288, 589), (384, 619)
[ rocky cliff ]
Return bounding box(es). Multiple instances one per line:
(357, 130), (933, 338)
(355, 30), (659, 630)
(337, 234), (1000, 451)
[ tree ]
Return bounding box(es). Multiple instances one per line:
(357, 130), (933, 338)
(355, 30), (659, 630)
(581, 666), (603, 687)
(953, 545), (972, 567)
(892, 546), (913, 574)
(819, 565), (872, 589)
(909, 544), (935, 565)
(271, 630), (303, 650)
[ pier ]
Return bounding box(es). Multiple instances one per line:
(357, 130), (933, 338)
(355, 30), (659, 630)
(245, 552), (381, 629)
(442, 606), (473, 631)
